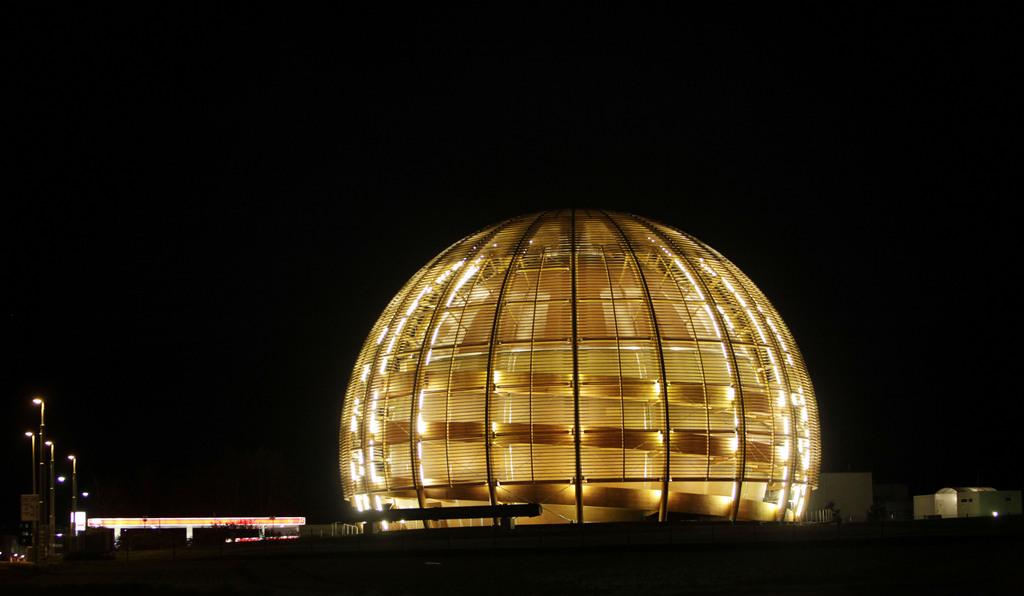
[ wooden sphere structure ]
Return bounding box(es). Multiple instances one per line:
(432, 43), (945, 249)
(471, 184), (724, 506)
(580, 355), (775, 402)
(340, 210), (820, 525)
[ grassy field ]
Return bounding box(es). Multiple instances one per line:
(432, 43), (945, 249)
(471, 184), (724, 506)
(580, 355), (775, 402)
(2, 523), (1022, 594)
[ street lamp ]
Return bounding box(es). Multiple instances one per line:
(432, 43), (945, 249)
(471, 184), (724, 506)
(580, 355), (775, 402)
(32, 398), (45, 561)
(33, 399), (45, 499)
(25, 432), (36, 494)
(67, 455), (78, 547)
(44, 440), (55, 553)
(24, 431), (36, 561)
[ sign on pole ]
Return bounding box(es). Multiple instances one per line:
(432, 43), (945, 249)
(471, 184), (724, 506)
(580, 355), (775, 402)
(21, 494), (40, 522)
(71, 511), (87, 534)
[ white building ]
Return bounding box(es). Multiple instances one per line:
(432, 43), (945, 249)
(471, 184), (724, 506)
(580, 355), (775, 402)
(913, 487), (1022, 519)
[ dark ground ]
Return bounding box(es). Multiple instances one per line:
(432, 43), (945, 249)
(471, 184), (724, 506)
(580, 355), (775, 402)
(3, 520), (1022, 595)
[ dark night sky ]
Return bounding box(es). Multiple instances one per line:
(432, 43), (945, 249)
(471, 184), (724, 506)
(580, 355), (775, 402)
(3, 8), (1019, 523)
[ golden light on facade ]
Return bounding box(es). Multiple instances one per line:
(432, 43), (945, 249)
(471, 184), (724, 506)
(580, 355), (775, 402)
(340, 210), (821, 525)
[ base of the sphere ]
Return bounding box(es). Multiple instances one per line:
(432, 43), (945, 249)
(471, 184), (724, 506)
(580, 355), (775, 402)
(363, 479), (807, 527)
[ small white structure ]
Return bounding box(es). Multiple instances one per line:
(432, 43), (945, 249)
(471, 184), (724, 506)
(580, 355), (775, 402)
(913, 487), (1022, 519)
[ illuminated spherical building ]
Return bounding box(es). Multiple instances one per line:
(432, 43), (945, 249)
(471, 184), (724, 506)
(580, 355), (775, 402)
(340, 210), (820, 525)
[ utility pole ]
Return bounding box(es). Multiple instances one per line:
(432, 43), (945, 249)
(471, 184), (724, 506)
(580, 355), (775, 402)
(68, 455), (78, 552)
(33, 398), (46, 562)
(46, 440), (55, 555)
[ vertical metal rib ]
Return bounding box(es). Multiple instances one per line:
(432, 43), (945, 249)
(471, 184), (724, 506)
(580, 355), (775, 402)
(528, 247), (548, 483)
(570, 208), (584, 524)
(483, 211), (548, 524)
(597, 243), (627, 479)
(709, 252), (801, 521)
(438, 219), (528, 495)
(352, 237), (465, 501)
(715, 256), (799, 520)
(633, 216), (749, 522)
(625, 222), (714, 483)
(405, 221), (521, 522)
(640, 216), (798, 520)
(599, 210), (672, 522)
(436, 218), (526, 491)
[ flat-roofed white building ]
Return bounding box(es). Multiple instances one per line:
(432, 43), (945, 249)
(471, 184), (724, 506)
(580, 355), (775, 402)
(913, 487), (1021, 519)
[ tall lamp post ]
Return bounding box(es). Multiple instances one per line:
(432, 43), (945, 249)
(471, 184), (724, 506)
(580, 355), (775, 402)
(25, 432), (36, 494)
(32, 398), (45, 561)
(67, 455), (78, 550)
(24, 432), (36, 560)
(44, 440), (55, 554)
